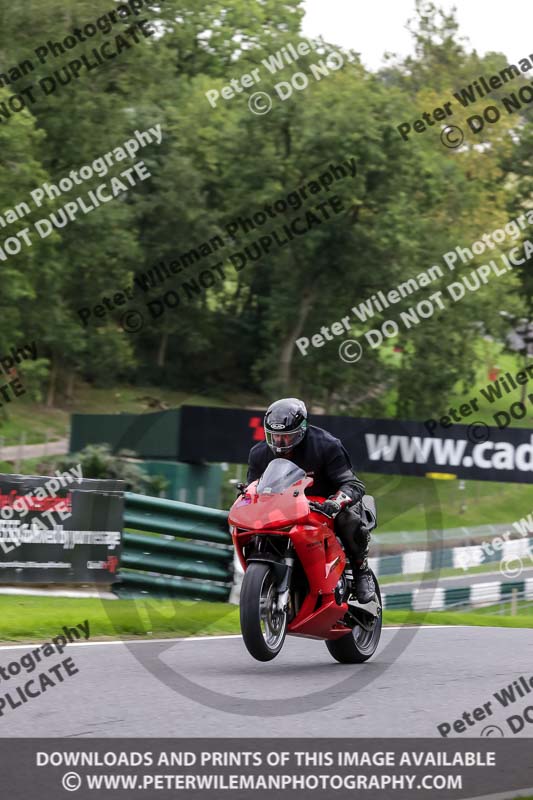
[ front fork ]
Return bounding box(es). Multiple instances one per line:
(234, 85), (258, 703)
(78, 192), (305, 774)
(275, 544), (294, 613)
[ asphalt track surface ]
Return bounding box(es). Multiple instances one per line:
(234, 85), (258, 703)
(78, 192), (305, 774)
(3, 626), (533, 738)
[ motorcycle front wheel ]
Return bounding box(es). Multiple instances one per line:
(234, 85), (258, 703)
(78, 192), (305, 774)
(240, 562), (287, 661)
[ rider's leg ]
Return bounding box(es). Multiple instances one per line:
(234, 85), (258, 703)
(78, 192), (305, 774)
(334, 504), (375, 603)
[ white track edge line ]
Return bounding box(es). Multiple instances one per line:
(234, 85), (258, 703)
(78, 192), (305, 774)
(0, 626), (486, 651)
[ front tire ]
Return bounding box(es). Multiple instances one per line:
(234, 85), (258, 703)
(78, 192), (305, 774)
(326, 571), (382, 664)
(240, 562), (287, 662)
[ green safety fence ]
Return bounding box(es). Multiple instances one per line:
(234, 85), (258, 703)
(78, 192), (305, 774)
(113, 492), (233, 601)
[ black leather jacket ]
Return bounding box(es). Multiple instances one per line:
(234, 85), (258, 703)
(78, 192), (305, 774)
(247, 424), (365, 503)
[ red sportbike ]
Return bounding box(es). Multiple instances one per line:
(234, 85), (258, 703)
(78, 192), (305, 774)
(229, 459), (382, 663)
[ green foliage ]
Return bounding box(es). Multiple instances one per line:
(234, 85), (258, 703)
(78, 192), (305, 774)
(17, 357), (50, 403)
(41, 444), (169, 495)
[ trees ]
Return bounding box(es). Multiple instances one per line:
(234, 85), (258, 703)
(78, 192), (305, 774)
(0, 0), (527, 417)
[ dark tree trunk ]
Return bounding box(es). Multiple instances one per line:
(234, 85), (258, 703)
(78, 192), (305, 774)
(278, 290), (316, 392)
(46, 358), (57, 407)
(157, 332), (168, 367)
(65, 371), (75, 404)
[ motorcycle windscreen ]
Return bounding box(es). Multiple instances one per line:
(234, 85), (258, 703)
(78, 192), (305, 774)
(231, 458), (313, 529)
(257, 459), (306, 494)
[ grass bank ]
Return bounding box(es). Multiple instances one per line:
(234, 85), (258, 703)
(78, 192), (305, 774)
(0, 596), (531, 645)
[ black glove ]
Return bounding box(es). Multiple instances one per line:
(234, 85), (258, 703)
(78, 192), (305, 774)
(313, 490), (354, 518)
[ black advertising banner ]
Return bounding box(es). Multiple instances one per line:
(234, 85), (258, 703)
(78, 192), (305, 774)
(178, 406), (533, 484)
(0, 473), (124, 584)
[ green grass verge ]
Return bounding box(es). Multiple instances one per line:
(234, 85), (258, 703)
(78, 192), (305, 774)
(0, 384), (263, 447)
(473, 600), (533, 616)
(363, 470), (533, 532)
(0, 403), (66, 446)
(0, 596), (241, 643)
(0, 596), (532, 645)
(384, 609), (533, 627)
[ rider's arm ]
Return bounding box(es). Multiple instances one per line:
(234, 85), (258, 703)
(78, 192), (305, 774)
(324, 439), (365, 504)
(315, 441), (365, 517)
(246, 443), (263, 485)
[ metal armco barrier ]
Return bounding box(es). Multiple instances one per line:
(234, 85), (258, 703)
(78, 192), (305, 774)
(113, 492), (233, 601)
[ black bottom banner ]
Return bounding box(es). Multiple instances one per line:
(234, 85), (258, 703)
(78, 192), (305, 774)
(3, 738), (533, 799)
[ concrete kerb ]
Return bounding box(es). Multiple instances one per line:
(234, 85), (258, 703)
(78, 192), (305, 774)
(90, 411), (445, 717)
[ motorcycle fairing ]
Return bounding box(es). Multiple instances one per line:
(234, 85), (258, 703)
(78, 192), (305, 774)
(231, 489), (353, 640)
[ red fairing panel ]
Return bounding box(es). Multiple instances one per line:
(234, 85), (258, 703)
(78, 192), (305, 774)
(228, 475), (314, 530)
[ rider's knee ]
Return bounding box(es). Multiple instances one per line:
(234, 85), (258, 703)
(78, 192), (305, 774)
(335, 506), (357, 534)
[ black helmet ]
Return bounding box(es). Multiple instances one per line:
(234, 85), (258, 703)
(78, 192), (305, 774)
(264, 398), (308, 454)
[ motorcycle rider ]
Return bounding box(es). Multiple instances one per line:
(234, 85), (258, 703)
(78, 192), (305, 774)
(246, 397), (376, 604)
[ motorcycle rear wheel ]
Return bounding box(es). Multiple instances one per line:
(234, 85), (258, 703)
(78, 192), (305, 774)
(240, 562), (287, 662)
(326, 571), (382, 664)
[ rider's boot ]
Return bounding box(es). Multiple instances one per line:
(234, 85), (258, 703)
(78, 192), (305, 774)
(349, 557), (376, 604)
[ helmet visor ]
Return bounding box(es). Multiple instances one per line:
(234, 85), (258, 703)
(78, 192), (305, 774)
(265, 421), (306, 453)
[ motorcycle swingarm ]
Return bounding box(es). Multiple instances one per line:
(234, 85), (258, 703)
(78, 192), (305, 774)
(246, 555), (290, 590)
